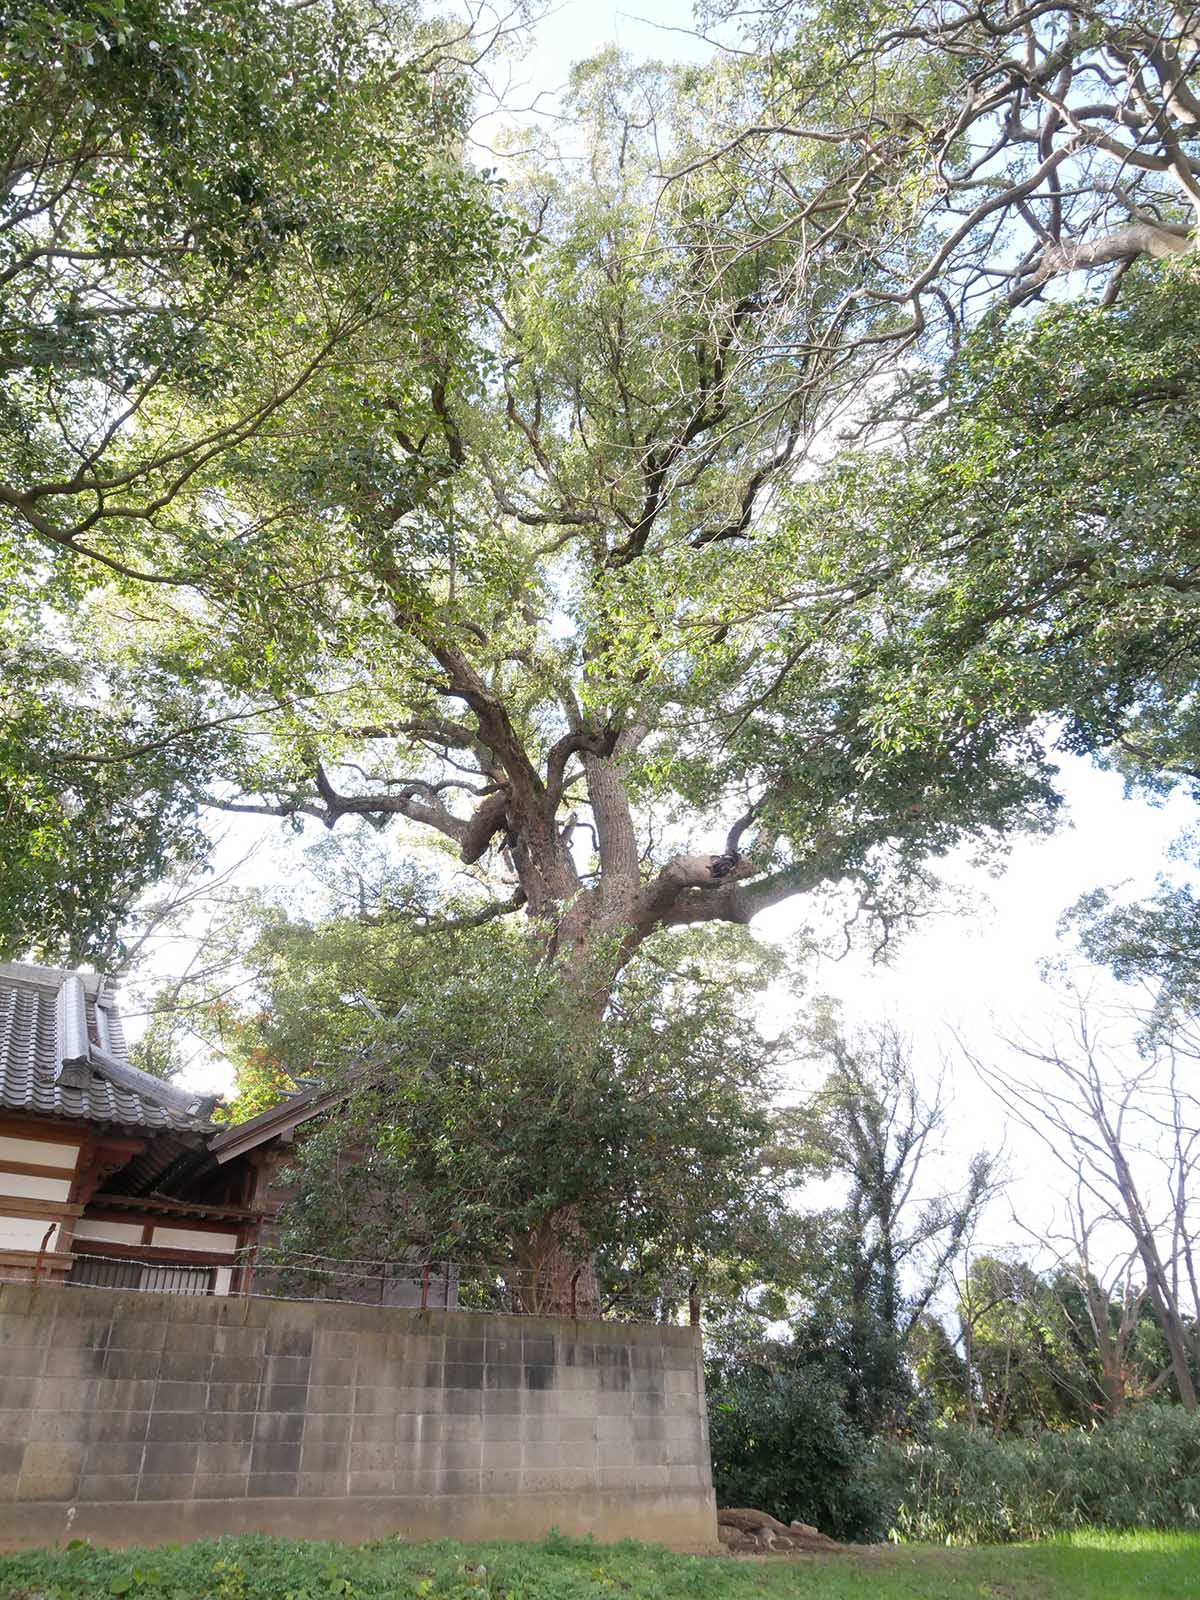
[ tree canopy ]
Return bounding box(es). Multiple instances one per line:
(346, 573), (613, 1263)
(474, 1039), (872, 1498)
(1, 0), (509, 959)
(208, 907), (804, 1312)
(5, 1), (1198, 975)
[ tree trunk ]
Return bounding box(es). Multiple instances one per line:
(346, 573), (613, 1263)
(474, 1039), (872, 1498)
(1106, 1141), (1198, 1412)
(514, 1214), (601, 1319)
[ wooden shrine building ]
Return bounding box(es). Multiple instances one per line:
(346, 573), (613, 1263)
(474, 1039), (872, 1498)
(0, 960), (328, 1292)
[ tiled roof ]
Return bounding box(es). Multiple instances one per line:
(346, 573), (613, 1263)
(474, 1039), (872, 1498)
(208, 1078), (349, 1164)
(0, 961), (218, 1135)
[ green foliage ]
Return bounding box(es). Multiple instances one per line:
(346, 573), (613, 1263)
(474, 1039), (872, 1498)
(214, 908), (803, 1285)
(961, 1256), (1095, 1432)
(779, 262), (1200, 803)
(707, 1352), (898, 1541)
(5, 12), (1199, 992)
(950, 1256), (1178, 1433)
(0, 0), (508, 958)
(0, 637), (218, 963)
(1, 0), (500, 548)
(694, 1016), (1002, 1537)
(788, 1016), (994, 1432)
(876, 1407), (1200, 1545)
(20, 44), (1080, 984)
(1066, 875), (1200, 1032)
(908, 1314), (970, 1425)
(707, 1354), (1200, 1547)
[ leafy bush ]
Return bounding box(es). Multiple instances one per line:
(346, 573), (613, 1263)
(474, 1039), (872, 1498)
(874, 1406), (1200, 1544)
(709, 1348), (1200, 1548)
(706, 1357), (899, 1542)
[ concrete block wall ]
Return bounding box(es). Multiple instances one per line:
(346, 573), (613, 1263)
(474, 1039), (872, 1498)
(0, 1283), (716, 1551)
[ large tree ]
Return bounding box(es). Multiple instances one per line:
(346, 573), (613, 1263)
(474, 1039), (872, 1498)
(694, 0), (1200, 332)
(7, 10), (1198, 1291)
(792, 1016), (997, 1429)
(970, 990), (1200, 1411)
(14, 16), (1197, 979)
(191, 56), (1061, 990)
(205, 907), (805, 1315)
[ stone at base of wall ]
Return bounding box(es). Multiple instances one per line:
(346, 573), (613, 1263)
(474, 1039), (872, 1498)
(0, 1489), (722, 1555)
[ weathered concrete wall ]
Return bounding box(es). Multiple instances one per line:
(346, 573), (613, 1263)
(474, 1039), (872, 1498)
(0, 1283), (715, 1551)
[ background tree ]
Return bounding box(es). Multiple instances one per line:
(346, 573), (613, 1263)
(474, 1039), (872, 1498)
(970, 988), (1200, 1410)
(791, 1015), (997, 1429)
(705, 1347), (895, 1541)
(1069, 876), (1200, 1031)
(1042, 1180), (1178, 1420)
(927, 1250), (1174, 1431)
(954, 1255), (1102, 1433)
(908, 1312), (971, 1424)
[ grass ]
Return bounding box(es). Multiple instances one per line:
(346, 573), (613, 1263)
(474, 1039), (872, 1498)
(0, 1530), (1197, 1600)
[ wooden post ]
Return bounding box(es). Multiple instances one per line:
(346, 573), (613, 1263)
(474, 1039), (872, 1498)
(31, 1222), (56, 1290)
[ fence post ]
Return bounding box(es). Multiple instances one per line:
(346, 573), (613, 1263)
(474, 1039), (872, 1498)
(31, 1222), (56, 1290)
(688, 1281), (700, 1326)
(420, 1262), (430, 1312)
(570, 1265), (582, 1320)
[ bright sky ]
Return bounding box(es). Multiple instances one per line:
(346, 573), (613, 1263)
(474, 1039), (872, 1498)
(496, 0), (711, 96)
(765, 752), (1194, 1043)
(465, 0), (714, 160)
(759, 754), (1196, 1260)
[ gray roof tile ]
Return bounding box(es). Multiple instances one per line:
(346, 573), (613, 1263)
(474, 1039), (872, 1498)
(0, 962), (217, 1135)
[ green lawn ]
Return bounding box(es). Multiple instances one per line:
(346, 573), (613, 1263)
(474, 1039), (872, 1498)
(0, 1530), (1197, 1600)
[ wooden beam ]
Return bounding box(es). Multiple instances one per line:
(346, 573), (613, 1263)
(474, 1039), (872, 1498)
(71, 1135), (148, 1209)
(0, 1113), (87, 1143)
(0, 1159), (80, 1181)
(70, 1240), (243, 1268)
(0, 1247), (74, 1270)
(86, 1192), (262, 1224)
(0, 1197), (82, 1220)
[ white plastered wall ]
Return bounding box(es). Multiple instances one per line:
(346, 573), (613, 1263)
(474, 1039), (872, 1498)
(0, 1217), (58, 1251)
(74, 1219), (145, 1246)
(0, 1134), (79, 1168)
(151, 1226), (238, 1253)
(0, 1173), (72, 1202)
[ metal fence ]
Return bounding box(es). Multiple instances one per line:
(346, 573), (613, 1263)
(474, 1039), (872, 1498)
(44, 1249), (702, 1325)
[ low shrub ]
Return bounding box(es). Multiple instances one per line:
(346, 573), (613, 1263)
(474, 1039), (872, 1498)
(874, 1406), (1200, 1543)
(706, 1358), (899, 1542)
